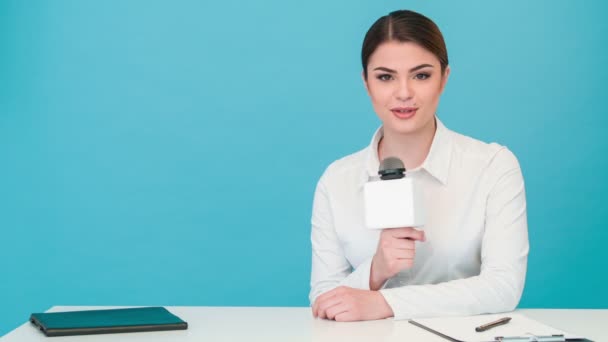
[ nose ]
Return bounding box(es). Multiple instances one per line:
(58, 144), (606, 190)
(394, 79), (413, 101)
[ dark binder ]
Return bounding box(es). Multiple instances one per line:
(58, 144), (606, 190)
(29, 307), (188, 337)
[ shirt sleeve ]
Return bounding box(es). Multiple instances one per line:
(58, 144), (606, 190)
(309, 173), (375, 304)
(380, 148), (530, 319)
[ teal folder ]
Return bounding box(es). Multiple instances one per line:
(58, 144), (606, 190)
(29, 307), (188, 337)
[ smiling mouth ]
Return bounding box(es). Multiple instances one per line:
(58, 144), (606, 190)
(391, 107), (418, 118)
(392, 108), (416, 113)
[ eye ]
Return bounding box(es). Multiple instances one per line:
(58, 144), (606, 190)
(376, 74), (393, 81)
(414, 73), (431, 80)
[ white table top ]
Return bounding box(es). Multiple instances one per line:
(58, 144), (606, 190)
(2, 306), (605, 341)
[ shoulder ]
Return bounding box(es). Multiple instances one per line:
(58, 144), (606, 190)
(325, 148), (367, 177)
(317, 146), (369, 191)
(449, 129), (521, 173)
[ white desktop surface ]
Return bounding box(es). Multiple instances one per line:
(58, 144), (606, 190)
(2, 307), (606, 341)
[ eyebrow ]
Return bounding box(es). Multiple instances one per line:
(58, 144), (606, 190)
(373, 64), (434, 73)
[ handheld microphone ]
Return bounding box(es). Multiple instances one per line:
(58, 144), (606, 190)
(363, 157), (425, 229)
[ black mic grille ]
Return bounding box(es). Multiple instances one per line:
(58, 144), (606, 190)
(378, 157), (406, 180)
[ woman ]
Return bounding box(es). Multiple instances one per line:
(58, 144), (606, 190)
(309, 10), (529, 322)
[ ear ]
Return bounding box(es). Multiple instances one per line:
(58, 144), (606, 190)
(439, 65), (451, 94)
(362, 70), (370, 96)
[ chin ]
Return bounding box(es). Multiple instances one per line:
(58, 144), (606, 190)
(385, 116), (429, 135)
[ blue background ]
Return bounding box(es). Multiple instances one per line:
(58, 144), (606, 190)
(1, 0), (607, 336)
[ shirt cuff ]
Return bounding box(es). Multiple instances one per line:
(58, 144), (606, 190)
(379, 287), (410, 320)
(341, 257), (392, 291)
(339, 257), (373, 290)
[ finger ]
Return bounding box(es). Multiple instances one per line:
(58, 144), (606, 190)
(312, 297), (321, 317)
(313, 289), (337, 316)
(388, 247), (415, 259)
(318, 297), (343, 320)
(391, 238), (415, 250)
(388, 227), (425, 241)
(378, 248), (414, 265)
(335, 310), (356, 322)
(313, 295), (328, 317)
(325, 303), (349, 320)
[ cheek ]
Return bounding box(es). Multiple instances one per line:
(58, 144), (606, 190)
(417, 82), (442, 104)
(368, 84), (392, 106)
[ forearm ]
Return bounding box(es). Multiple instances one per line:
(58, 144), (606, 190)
(380, 263), (527, 319)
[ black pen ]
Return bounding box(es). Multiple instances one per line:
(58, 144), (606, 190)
(475, 317), (512, 332)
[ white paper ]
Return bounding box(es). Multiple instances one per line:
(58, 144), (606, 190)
(410, 313), (581, 342)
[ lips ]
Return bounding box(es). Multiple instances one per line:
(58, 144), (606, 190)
(391, 107), (418, 119)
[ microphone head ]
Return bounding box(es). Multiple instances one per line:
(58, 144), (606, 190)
(378, 157), (406, 180)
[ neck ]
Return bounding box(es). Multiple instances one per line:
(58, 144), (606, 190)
(378, 117), (437, 170)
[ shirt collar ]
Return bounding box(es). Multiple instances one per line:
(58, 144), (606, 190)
(363, 116), (453, 185)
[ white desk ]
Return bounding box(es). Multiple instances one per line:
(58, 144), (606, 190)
(2, 307), (606, 341)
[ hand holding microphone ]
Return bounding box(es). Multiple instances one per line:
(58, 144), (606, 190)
(364, 157), (426, 290)
(370, 227), (426, 290)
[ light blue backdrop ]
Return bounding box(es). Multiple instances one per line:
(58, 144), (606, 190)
(1, 0), (607, 336)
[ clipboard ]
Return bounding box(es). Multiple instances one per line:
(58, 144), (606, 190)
(29, 307), (188, 337)
(408, 313), (592, 342)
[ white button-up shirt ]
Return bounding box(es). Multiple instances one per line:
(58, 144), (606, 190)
(309, 118), (529, 320)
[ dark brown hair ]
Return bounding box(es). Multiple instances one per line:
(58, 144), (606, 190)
(361, 10), (449, 79)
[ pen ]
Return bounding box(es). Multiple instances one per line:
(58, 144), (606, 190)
(475, 316), (512, 332)
(494, 335), (565, 342)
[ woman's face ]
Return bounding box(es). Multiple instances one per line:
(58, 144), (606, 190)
(364, 41), (450, 135)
